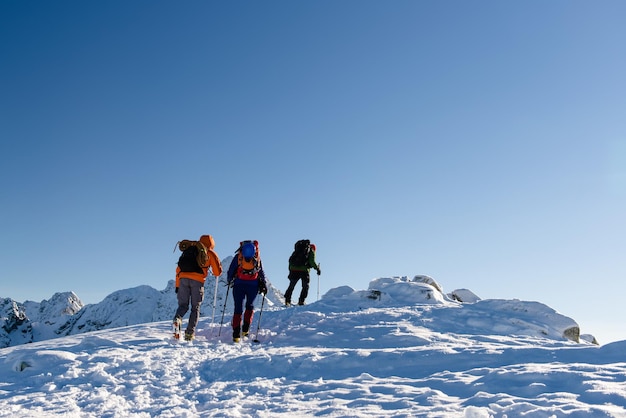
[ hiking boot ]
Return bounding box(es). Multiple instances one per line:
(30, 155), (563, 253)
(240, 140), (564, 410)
(233, 337), (240, 343)
(242, 322), (250, 337)
(233, 327), (241, 340)
(173, 317), (182, 340)
(285, 299), (291, 307)
(184, 332), (195, 341)
(298, 301), (305, 306)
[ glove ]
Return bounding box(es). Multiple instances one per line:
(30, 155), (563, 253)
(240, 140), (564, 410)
(316, 267), (321, 275)
(258, 281), (268, 295)
(175, 287), (179, 294)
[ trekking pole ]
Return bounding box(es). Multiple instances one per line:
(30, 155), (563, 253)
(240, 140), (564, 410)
(253, 293), (266, 344)
(316, 263), (321, 301)
(210, 274), (219, 336)
(218, 283), (231, 337)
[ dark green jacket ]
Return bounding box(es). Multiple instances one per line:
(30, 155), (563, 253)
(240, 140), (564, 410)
(289, 250), (319, 272)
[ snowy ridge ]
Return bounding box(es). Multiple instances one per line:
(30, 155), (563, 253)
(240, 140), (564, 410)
(0, 272), (586, 349)
(0, 276), (624, 417)
(1, 256), (285, 348)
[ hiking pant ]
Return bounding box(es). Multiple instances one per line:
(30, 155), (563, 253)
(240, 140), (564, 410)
(174, 278), (205, 335)
(285, 270), (310, 304)
(231, 279), (259, 334)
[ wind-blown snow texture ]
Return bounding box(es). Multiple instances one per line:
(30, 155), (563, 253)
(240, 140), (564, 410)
(1, 275), (625, 417)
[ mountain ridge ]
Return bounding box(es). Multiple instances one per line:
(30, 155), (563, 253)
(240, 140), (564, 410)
(0, 275), (617, 416)
(1, 262), (596, 348)
(1, 256), (284, 348)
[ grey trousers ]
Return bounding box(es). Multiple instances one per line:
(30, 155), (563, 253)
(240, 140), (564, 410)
(174, 278), (205, 334)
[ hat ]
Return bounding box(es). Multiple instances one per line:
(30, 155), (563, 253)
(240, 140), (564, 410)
(199, 235), (215, 249)
(310, 244), (316, 251)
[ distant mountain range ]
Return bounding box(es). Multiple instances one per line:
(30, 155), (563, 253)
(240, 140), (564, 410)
(1, 256), (283, 348)
(1, 260), (594, 348)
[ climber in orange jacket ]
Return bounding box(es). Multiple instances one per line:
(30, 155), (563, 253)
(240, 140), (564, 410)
(173, 234), (222, 341)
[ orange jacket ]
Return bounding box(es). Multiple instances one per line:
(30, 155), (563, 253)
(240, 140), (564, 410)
(175, 235), (223, 287)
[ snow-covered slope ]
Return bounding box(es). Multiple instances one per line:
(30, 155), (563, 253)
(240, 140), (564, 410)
(0, 272), (588, 349)
(1, 256), (286, 348)
(0, 276), (623, 417)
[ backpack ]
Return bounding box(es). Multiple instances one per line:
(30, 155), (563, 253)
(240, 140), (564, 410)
(289, 239), (310, 267)
(176, 240), (209, 274)
(236, 240), (260, 280)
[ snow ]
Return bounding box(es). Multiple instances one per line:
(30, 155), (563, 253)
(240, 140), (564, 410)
(1, 276), (625, 417)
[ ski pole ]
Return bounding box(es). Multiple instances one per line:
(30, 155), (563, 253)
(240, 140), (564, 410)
(218, 283), (231, 337)
(317, 263), (321, 301)
(253, 293), (266, 343)
(210, 274), (219, 336)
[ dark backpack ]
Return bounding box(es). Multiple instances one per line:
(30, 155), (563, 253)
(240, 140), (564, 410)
(176, 240), (208, 274)
(289, 239), (310, 267)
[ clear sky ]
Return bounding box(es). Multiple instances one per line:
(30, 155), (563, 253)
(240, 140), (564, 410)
(1, 1), (625, 343)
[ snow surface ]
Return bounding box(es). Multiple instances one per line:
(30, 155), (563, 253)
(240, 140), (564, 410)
(1, 276), (625, 417)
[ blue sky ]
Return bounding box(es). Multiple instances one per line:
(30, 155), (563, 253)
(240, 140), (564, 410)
(1, 1), (625, 343)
